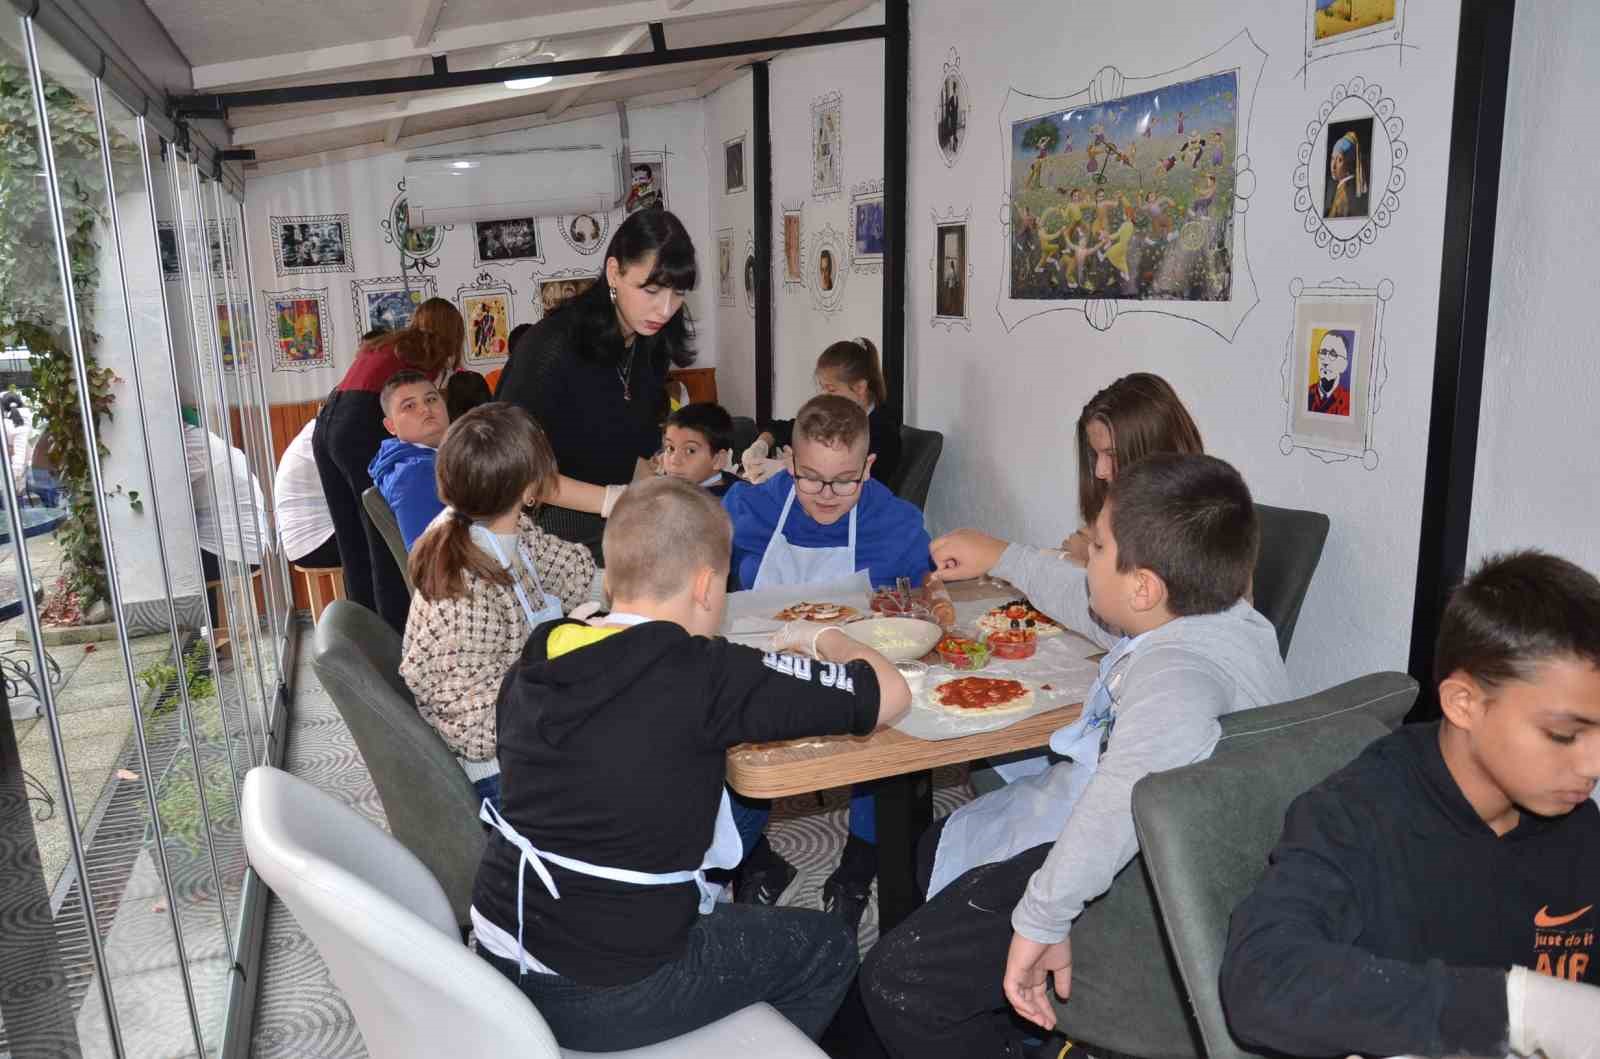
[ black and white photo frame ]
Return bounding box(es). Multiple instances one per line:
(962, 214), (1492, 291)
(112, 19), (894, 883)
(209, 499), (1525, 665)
(812, 92), (843, 198)
(1280, 276), (1392, 467)
(1292, 76), (1408, 259)
(206, 218), (240, 278)
(716, 228), (736, 307)
(850, 180), (885, 275)
(381, 179), (449, 271)
(557, 212), (610, 256)
(931, 207), (973, 331)
(473, 217), (543, 267)
(271, 213), (354, 276)
(724, 135), (747, 195)
(937, 47), (970, 167)
(1301, 0), (1408, 79)
(530, 267), (600, 320)
(808, 221), (848, 315)
(780, 203), (806, 291)
(352, 275), (437, 336)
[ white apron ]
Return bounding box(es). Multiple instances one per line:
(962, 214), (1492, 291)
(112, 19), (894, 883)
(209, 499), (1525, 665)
(472, 524), (565, 627)
(752, 485), (859, 589)
(927, 633), (1146, 898)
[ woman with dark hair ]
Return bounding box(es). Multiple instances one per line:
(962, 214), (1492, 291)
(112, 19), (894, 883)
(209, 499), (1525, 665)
(314, 301), (464, 631)
(496, 209), (698, 555)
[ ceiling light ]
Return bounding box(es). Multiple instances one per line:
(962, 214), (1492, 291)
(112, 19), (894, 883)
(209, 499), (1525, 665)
(504, 75), (553, 90)
(499, 48), (558, 91)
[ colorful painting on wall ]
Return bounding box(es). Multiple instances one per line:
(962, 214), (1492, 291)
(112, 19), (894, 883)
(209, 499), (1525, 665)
(352, 276), (437, 336)
(217, 298), (255, 370)
(264, 287), (332, 373)
(457, 274), (514, 366)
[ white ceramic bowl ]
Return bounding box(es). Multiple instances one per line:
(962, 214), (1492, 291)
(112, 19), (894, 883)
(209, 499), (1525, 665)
(840, 616), (944, 663)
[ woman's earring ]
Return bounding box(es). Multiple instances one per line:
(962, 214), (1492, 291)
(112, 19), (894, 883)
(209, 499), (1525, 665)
(608, 286), (618, 303)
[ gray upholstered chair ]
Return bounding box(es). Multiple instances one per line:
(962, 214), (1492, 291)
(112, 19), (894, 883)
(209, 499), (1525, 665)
(889, 425), (944, 511)
(1252, 504), (1331, 659)
(1049, 671), (1418, 1058)
(362, 485), (415, 593)
(730, 416), (758, 462)
(310, 599), (485, 928)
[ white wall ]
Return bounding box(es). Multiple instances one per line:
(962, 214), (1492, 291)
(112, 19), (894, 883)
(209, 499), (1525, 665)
(242, 99), (711, 405)
(1468, 0), (1600, 574)
(906, 0), (1462, 694)
(703, 73), (755, 416)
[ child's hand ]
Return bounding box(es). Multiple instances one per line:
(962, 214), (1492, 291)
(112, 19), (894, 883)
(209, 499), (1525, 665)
(769, 620), (846, 658)
(1060, 529), (1090, 565)
(930, 529), (1008, 581)
(743, 455), (787, 485)
(740, 436), (769, 468)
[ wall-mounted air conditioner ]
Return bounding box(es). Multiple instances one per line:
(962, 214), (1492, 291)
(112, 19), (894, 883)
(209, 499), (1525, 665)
(403, 145), (619, 226)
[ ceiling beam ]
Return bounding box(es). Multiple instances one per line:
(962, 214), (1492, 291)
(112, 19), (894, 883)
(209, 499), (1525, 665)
(546, 25), (650, 120)
(411, 0), (449, 48)
(191, 0), (835, 90)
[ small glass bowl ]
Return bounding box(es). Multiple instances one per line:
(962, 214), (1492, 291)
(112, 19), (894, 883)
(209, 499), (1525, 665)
(895, 659), (929, 695)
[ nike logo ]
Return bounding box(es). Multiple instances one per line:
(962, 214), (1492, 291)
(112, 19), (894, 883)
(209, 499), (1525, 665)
(1534, 905), (1594, 928)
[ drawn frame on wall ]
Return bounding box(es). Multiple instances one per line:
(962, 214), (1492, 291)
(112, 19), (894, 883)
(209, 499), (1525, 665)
(936, 47), (970, 168)
(380, 179), (450, 271)
(808, 221), (847, 315)
(270, 212), (354, 276)
(158, 221), (180, 280)
(625, 150), (669, 214)
(1302, 0), (1407, 78)
(724, 135), (747, 195)
(556, 212), (610, 256)
(716, 228), (736, 307)
(743, 232), (758, 318)
(780, 203), (806, 291)
(206, 218), (239, 278)
(216, 297), (255, 371)
(1292, 76), (1408, 260)
(457, 272), (515, 367)
(812, 92), (843, 198)
(850, 180), (885, 274)
(472, 217), (544, 267)
(1280, 276), (1392, 468)
(530, 267), (600, 321)
(262, 287), (332, 374)
(997, 29), (1265, 339)
(931, 207), (973, 331)
(351, 276), (438, 336)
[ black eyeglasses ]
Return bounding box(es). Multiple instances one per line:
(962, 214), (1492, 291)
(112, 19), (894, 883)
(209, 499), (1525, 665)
(794, 460), (868, 497)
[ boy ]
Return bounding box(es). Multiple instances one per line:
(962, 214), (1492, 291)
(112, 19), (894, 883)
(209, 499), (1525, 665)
(662, 402), (740, 497)
(1220, 550), (1600, 1059)
(859, 453), (1288, 1057)
(367, 370), (448, 549)
(469, 478), (911, 1051)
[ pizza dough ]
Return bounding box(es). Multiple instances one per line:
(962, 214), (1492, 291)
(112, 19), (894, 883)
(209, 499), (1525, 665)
(931, 676), (1036, 716)
(976, 600), (1064, 639)
(773, 601), (861, 624)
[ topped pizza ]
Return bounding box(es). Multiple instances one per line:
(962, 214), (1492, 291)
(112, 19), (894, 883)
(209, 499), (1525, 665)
(773, 601), (862, 624)
(976, 599), (1064, 639)
(931, 676), (1036, 716)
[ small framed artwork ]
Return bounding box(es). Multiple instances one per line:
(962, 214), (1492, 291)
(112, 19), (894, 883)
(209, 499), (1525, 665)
(1305, 0), (1405, 71)
(381, 180), (450, 272)
(531, 269), (599, 320)
(1293, 76), (1408, 259)
(216, 298), (255, 371)
(271, 213), (354, 276)
(743, 232), (758, 318)
(936, 48), (969, 167)
(263, 287), (332, 373)
(1281, 276), (1393, 467)
(206, 219), (239, 277)
(724, 135), (746, 195)
(850, 180), (885, 273)
(809, 222), (847, 316)
(1323, 116), (1373, 220)
(717, 228), (736, 307)
(352, 276), (437, 336)
(457, 273), (514, 366)
(931, 209), (972, 331)
(782, 206), (805, 290)
(473, 217), (543, 267)
(158, 222), (180, 280)
(625, 151), (668, 214)
(557, 212), (609, 255)
(812, 92), (843, 197)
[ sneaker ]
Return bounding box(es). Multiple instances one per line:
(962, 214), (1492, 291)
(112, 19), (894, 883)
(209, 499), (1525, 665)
(821, 873), (871, 932)
(735, 843), (797, 906)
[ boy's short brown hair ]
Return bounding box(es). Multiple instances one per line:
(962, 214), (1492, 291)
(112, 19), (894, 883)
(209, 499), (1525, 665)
(380, 369), (434, 416)
(1435, 550), (1600, 688)
(603, 477), (731, 601)
(794, 394), (868, 451)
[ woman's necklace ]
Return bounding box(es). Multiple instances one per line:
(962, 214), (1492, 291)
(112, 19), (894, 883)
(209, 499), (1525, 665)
(617, 339), (638, 401)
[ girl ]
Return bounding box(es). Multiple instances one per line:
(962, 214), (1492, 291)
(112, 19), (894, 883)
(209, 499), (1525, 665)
(314, 301), (463, 632)
(1061, 373), (1204, 563)
(400, 404), (597, 810)
(744, 337), (903, 491)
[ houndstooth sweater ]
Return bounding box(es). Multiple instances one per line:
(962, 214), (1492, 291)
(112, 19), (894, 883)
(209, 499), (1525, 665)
(400, 513), (596, 764)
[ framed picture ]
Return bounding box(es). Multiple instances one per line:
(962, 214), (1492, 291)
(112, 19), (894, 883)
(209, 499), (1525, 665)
(1281, 276), (1393, 467)
(216, 298), (255, 370)
(724, 135), (746, 194)
(850, 180), (885, 272)
(625, 151), (668, 214)
(782, 206), (804, 289)
(206, 219), (239, 277)
(457, 273), (514, 366)
(557, 212), (609, 255)
(937, 49), (969, 167)
(812, 93), (843, 197)
(271, 213), (354, 275)
(809, 222), (847, 315)
(1293, 77), (1407, 259)
(473, 217), (543, 267)
(262, 287), (332, 373)
(531, 268), (599, 320)
(1323, 116), (1373, 220)
(381, 180), (449, 271)
(932, 214), (971, 329)
(1305, 0), (1406, 71)
(158, 222), (180, 280)
(743, 232), (758, 318)
(352, 276), (437, 336)
(717, 228), (736, 306)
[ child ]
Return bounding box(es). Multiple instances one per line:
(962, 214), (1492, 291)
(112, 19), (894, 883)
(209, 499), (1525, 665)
(661, 402), (740, 497)
(400, 404), (596, 810)
(1061, 372), (1204, 563)
(1220, 550), (1600, 1059)
(859, 453), (1289, 1058)
(445, 369), (492, 421)
(721, 394), (932, 928)
(469, 477), (911, 1050)
(368, 370), (449, 550)
(743, 338), (903, 491)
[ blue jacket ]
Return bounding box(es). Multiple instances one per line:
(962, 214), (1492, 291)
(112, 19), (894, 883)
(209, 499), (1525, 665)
(722, 471), (932, 591)
(369, 438), (442, 550)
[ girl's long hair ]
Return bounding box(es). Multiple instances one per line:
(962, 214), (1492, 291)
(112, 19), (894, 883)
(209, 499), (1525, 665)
(815, 337), (888, 406)
(1077, 372), (1204, 525)
(409, 404), (560, 601)
(356, 296), (464, 380)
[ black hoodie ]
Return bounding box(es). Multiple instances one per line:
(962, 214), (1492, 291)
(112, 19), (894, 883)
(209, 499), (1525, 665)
(472, 618), (879, 986)
(1221, 722), (1600, 1057)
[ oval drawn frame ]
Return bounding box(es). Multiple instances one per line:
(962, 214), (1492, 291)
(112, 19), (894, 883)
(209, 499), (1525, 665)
(1292, 76), (1409, 260)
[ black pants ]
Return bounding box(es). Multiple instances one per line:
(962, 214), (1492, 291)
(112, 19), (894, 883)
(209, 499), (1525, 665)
(312, 391), (409, 632)
(481, 902), (856, 1051)
(199, 549), (261, 627)
(859, 840), (1056, 1058)
(286, 535), (341, 570)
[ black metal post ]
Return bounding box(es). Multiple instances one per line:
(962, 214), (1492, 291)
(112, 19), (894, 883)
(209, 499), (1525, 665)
(753, 61), (774, 424)
(1405, 0), (1516, 722)
(881, 0), (909, 432)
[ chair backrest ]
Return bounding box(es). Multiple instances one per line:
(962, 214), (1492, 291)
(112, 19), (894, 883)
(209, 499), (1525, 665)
(889, 425), (943, 511)
(310, 600), (486, 926)
(1252, 504), (1330, 659)
(730, 416), (758, 461)
(362, 486), (415, 593)
(1053, 671), (1418, 1058)
(1132, 679), (1411, 1059)
(241, 767), (563, 1058)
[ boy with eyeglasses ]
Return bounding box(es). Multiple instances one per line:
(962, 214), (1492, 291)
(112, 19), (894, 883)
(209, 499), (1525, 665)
(721, 393), (932, 928)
